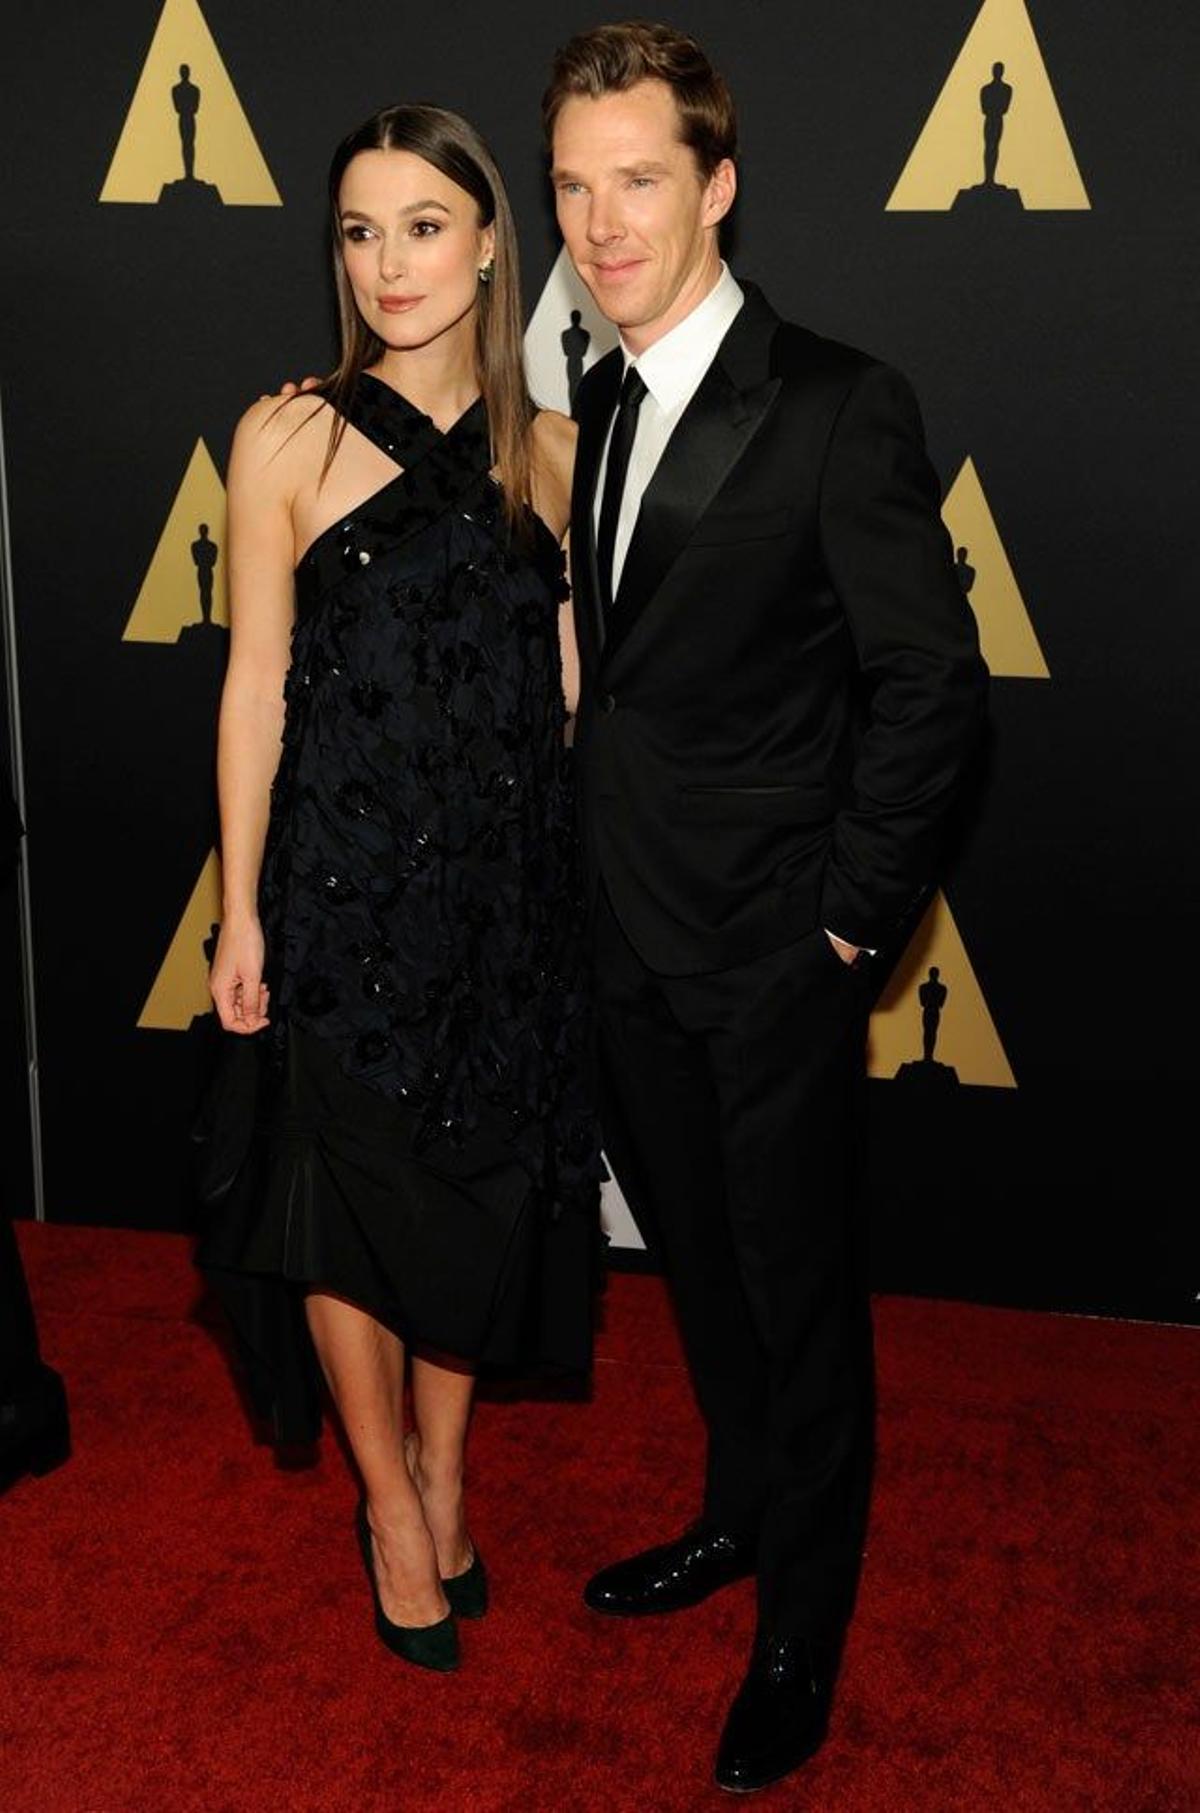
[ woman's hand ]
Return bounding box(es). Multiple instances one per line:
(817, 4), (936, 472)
(209, 914), (270, 1034)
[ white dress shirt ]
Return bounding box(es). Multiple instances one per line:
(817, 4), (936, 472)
(594, 263), (744, 595)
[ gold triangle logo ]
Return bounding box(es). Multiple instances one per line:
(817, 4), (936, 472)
(123, 438), (227, 643)
(942, 457), (1048, 678)
(867, 891), (1016, 1088)
(100, 0), (280, 205)
(887, 0), (1089, 212)
(138, 849), (222, 1030)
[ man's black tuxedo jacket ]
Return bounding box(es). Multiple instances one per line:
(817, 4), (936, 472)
(569, 282), (988, 976)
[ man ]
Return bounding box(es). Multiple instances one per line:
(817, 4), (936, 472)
(544, 22), (987, 1793)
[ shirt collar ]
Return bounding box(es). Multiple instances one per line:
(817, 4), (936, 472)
(621, 264), (744, 414)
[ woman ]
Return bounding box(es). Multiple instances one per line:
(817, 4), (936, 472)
(202, 105), (600, 1673)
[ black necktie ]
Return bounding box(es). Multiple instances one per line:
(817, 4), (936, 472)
(596, 366), (647, 617)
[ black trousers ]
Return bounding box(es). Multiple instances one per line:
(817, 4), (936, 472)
(593, 888), (876, 1637)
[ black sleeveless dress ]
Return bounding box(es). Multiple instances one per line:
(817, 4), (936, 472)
(200, 377), (602, 1439)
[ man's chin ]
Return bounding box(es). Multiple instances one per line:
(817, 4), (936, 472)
(584, 291), (644, 332)
(580, 271), (650, 330)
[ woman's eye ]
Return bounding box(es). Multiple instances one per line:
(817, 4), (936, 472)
(411, 220), (441, 237)
(343, 225), (374, 243)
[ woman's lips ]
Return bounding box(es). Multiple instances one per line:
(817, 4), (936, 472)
(377, 295), (424, 313)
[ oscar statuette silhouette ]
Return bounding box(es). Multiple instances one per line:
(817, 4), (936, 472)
(952, 63), (1024, 213)
(159, 63), (224, 207)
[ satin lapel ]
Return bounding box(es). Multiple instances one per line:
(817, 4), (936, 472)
(570, 350), (622, 666)
(605, 356), (781, 667)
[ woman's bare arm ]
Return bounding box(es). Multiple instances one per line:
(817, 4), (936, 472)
(531, 411), (580, 721)
(210, 400), (297, 1032)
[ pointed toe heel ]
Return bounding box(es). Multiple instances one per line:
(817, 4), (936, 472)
(354, 1502), (459, 1672)
(443, 1549), (488, 1619)
(382, 1607), (459, 1673)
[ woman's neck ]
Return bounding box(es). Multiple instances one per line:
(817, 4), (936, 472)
(371, 319), (479, 432)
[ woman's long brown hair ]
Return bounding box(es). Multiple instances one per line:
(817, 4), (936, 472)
(319, 104), (535, 530)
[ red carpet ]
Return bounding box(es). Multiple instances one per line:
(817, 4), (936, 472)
(3, 1224), (1197, 1812)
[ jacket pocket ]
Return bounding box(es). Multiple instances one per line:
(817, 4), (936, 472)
(687, 506), (793, 548)
(676, 781), (832, 824)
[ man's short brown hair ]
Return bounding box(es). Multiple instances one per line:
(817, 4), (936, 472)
(543, 21), (737, 179)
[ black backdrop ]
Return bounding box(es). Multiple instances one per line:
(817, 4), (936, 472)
(2, 2), (1197, 1321)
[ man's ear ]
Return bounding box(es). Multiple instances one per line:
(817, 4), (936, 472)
(702, 158), (737, 230)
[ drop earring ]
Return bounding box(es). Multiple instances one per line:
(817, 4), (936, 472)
(478, 260), (494, 284)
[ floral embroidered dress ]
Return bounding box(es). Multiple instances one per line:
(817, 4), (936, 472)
(201, 377), (601, 1437)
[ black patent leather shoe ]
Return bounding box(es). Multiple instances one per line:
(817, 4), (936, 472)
(714, 1632), (841, 1793)
(583, 1524), (757, 1616)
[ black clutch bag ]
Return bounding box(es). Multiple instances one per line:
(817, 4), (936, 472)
(190, 1030), (267, 1209)
(190, 1027), (323, 1446)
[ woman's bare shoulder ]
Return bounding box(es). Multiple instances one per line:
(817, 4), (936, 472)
(532, 407), (578, 455)
(531, 408), (577, 489)
(228, 393), (332, 504)
(235, 391), (330, 456)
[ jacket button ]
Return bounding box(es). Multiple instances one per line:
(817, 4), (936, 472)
(601, 693), (616, 714)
